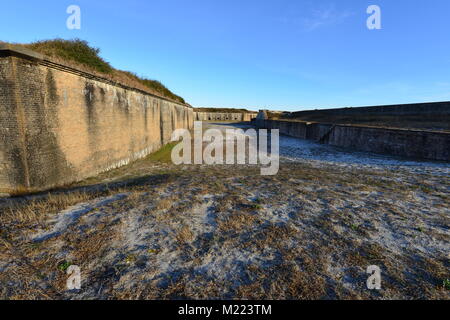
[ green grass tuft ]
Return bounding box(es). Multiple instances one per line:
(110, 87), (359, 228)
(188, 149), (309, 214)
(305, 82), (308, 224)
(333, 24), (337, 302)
(443, 279), (450, 290)
(147, 142), (179, 163)
(120, 71), (185, 104)
(57, 261), (72, 272)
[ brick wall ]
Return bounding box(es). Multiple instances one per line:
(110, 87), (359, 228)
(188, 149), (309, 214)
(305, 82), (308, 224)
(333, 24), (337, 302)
(194, 112), (257, 121)
(0, 51), (193, 194)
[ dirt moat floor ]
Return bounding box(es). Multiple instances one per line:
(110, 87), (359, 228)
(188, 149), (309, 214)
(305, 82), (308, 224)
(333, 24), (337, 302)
(0, 122), (449, 300)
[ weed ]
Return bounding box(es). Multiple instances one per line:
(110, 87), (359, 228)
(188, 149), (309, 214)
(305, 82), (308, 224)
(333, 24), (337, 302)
(443, 279), (450, 290)
(252, 203), (263, 210)
(125, 254), (137, 265)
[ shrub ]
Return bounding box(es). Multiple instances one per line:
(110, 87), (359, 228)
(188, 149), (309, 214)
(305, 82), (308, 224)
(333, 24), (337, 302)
(26, 38), (113, 74)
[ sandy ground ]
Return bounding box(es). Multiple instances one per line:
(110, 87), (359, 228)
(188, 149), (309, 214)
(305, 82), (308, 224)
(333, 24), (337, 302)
(0, 122), (449, 300)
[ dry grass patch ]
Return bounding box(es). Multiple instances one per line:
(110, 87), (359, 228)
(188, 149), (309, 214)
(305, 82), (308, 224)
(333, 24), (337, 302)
(236, 262), (327, 299)
(155, 197), (174, 211)
(0, 191), (96, 228)
(217, 212), (261, 234)
(175, 225), (194, 244)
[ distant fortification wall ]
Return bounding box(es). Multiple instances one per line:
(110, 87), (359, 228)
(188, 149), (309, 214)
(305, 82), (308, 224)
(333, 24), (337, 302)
(0, 45), (193, 194)
(194, 112), (257, 122)
(290, 101), (450, 118)
(285, 102), (450, 131)
(255, 118), (450, 162)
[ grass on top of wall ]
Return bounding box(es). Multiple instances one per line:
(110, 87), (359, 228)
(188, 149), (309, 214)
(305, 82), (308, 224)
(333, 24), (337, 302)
(26, 39), (114, 74)
(17, 39), (185, 104)
(120, 70), (186, 104)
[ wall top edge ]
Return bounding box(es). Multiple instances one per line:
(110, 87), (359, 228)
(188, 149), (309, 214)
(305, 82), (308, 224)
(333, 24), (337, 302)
(194, 112), (258, 114)
(0, 43), (191, 108)
(290, 101), (450, 115)
(0, 43), (44, 60)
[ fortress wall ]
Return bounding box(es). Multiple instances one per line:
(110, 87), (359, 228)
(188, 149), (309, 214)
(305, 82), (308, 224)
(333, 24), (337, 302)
(290, 101), (450, 118)
(328, 125), (450, 161)
(0, 49), (193, 194)
(243, 113), (258, 122)
(194, 112), (257, 122)
(255, 119), (450, 161)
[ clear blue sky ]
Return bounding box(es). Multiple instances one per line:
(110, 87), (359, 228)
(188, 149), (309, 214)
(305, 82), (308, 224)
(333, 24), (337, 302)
(1, 0), (450, 111)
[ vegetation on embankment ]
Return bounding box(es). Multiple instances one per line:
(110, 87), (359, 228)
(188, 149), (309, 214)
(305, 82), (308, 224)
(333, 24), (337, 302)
(194, 107), (256, 113)
(9, 39), (185, 104)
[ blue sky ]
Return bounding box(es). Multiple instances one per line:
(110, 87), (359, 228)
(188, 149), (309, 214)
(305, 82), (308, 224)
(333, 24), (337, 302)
(1, 0), (450, 111)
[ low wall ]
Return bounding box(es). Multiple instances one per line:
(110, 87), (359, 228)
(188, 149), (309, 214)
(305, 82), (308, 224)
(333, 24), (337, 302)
(194, 112), (257, 122)
(0, 46), (193, 194)
(254, 119), (450, 161)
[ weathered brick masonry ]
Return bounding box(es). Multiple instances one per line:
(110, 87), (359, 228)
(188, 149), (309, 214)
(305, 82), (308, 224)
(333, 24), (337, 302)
(0, 45), (194, 194)
(194, 112), (257, 122)
(255, 118), (450, 161)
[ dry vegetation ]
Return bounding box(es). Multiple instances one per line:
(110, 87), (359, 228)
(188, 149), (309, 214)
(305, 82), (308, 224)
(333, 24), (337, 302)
(194, 107), (255, 114)
(3, 39), (186, 104)
(0, 124), (449, 300)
